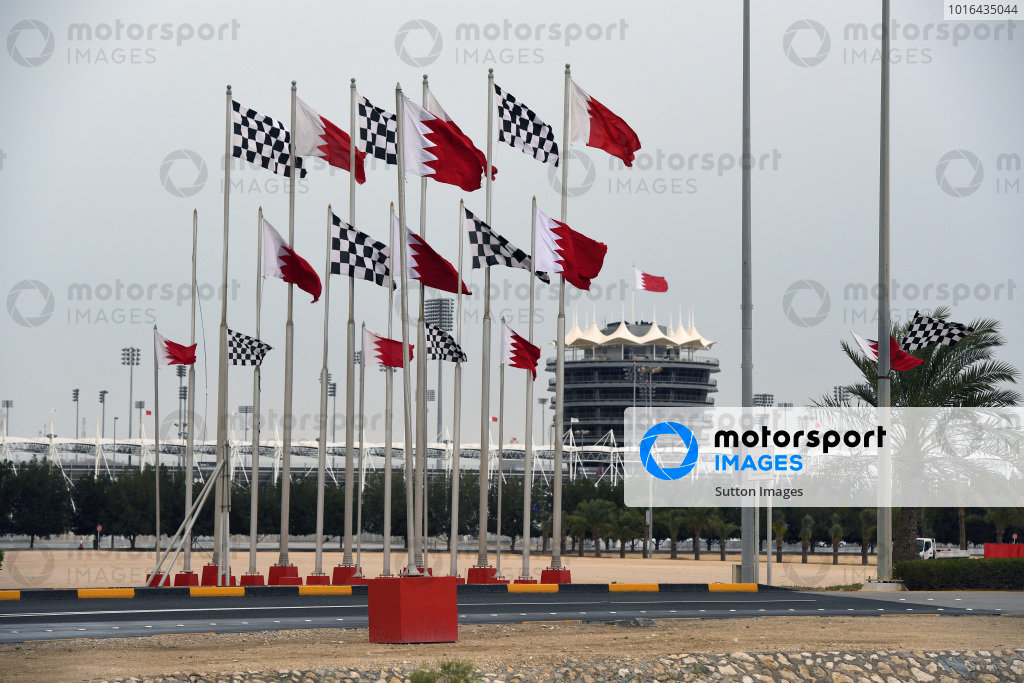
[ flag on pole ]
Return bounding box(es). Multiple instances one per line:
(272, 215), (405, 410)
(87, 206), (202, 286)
(263, 217), (322, 302)
(401, 96), (492, 192)
(425, 323), (467, 363)
(501, 321), (541, 379)
(465, 207), (549, 283)
(569, 80), (641, 167)
(393, 215), (471, 295)
(294, 97), (366, 183)
(851, 332), (924, 372)
(154, 329), (197, 366)
(494, 84), (559, 166)
(634, 267), (668, 293)
(227, 329), (273, 366)
(331, 212), (392, 288)
(534, 206), (607, 291)
(900, 311), (974, 351)
(356, 94), (397, 165)
(364, 327), (413, 368)
(232, 100), (306, 177)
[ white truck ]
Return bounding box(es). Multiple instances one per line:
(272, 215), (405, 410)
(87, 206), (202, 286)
(917, 537), (971, 559)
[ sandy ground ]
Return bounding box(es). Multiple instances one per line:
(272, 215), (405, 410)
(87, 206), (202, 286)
(0, 548), (874, 589)
(1, 617), (1020, 682)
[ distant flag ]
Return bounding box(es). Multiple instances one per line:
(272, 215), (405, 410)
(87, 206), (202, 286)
(900, 311), (974, 351)
(494, 84), (559, 166)
(425, 323), (467, 363)
(363, 327), (413, 368)
(851, 332), (924, 372)
(569, 80), (641, 167)
(393, 215), (471, 295)
(227, 329), (273, 366)
(330, 212), (392, 288)
(231, 100), (306, 178)
(356, 94), (397, 165)
(465, 207), (549, 283)
(262, 218), (322, 303)
(491, 416), (498, 422)
(634, 267), (668, 293)
(570, 417), (580, 424)
(534, 206), (607, 291)
(293, 97), (366, 183)
(154, 329), (197, 366)
(501, 321), (541, 379)
(402, 96), (492, 192)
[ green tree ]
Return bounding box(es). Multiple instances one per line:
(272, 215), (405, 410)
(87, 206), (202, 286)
(655, 509), (686, 559)
(829, 513), (844, 566)
(604, 508), (644, 558)
(567, 499), (616, 557)
(72, 472), (113, 549)
(859, 508), (877, 565)
(0, 460), (16, 537)
(680, 507), (718, 561)
(107, 467), (154, 549)
(799, 514), (815, 564)
(827, 308), (1020, 563)
(771, 513), (788, 564)
(11, 458), (74, 548)
(707, 516), (739, 561)
(984, 507), (1020, 543)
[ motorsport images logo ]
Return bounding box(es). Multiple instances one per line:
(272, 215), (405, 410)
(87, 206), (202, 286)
(639, 422), (699, 480)
(7, 279), (55, 327)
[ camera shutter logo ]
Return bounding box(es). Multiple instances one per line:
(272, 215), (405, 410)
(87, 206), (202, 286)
(7, 279), (54, 327)
(782, 279), (830, 327)
(640, 422), (699, 481)
(7, 19), (54, 67)
(160, 149), (208, 198)
(395, 19), (442, 67)
(547, 149), (595, 198)
(935, 149), (984, 198)
(782, 19), (830, 68)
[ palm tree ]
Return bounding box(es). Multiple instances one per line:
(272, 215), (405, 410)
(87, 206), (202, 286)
(680, 507), (718, 561)
(800, 514), (814, 564)
(830, 513), (844, 566)
(859, 508), (877, 566)
(655, 508), (686, 559)
(604, 508), (644, 558)
(771, 514), (788, 564)
(568, 499), (616, 558)
(826, 308), (1020, 562)
(984, 507), (1021, 543)
(707, 516), (739, 561)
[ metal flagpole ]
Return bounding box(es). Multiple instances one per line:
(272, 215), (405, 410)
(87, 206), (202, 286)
(550, 64), (571, 573)
(520, 197), (538, 581)
(449, 200), (466, 577)
(356, 322), (367, 571)
(185, 209), (198, 575)
(395, 85), (419, 576)
(876, 0), (893, 582)
(276, 80), (298, 573)
(214, 85), (233, 585)
(342, 78), (359, 571)
(739, 0), (757, 584)
(496, 352), (504, 577)
(247, 208), (264, 577)
(152, 326), (161, 567)
(313, 205), (333, 579)
(413, 75), (430, 573)
(475, 68), (495, 572)
(383, 202), (397, 577)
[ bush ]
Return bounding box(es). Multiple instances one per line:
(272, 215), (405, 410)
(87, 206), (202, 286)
(894, 558), (1024, 590)
(409, 659), (481, 683)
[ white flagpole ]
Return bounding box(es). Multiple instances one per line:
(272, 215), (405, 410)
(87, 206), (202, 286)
(475, 68), (495, 572)
(277, 80), (298, 574)
(520, 197), (538, 581)
(247, 207), (264, 578)
(356, 322), (367, 571)
(152, 326), (161, 569)
(185, 209), (198, 575)
(449, 199), (465, 577)
(413, 75), (430, 573)
(214, 84), (233, 585)
(342, 78), (359, 571)
(496, 349), (504, 577)
(314, 204), (333, 579)
(383, 202), (397, 576)
(395, 84), (418, 576)
(631, 265), (636, 323)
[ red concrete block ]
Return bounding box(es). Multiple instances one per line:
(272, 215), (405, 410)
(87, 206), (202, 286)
(240, 573), (265, 586)
(540, 569), (572, 584)
(200, 564), (237, 586)
(466, 566), (497, 584)
(306, 573), (331, 585)
(146, 572), (167, 587)
(267, 564), (299, 585)
(368, 576), (458, 644)
(173, 572), (199, 587)
(332, 565), (364, 585)
(513, 578), (538, 584)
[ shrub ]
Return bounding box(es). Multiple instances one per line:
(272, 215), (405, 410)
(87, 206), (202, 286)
(410, 659), (481, 683)
(894, 558), (1024, 590)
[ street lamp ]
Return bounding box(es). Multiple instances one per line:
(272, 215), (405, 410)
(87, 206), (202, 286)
(328, 381), (337, 443)
(538, 397), (548, 449)
(121, 346), (141, 438)
(1, 399), (12, 433)
(72, 390), (80, 438)
(424, 297), (455, 442)
(98, 391), (109, 438)
(113, 416), (120, 467)
(238, 405), (253, 442)
(135, 401), (146, 437)
(636, 365), (661, 559)
(176, 365), (186, 443)
(177, 386), (188, 440)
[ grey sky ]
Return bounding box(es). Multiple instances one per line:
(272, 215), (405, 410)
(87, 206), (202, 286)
(1, 1), (1021, 443)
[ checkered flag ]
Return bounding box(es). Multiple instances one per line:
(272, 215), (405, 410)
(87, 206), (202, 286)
(425, 323), (467, 363)
(227, 328), (273, 366)
(331, 213), (393, 288)
(900, 311), (975, 352)
(494, 84), (559, 167)
(465, 207), (550, 283)
(357, 94), (397, 165)
(231, 100), (306, 178)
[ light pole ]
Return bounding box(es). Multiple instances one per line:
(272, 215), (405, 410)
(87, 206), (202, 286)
(98, 391), (108, 438)
(176, 365), (186, 443)
(424, 297), (454, 441)
(121, 346), (141, 438)
(2, 399), (12, 433)
(178, 386), (188, 440)
(238, 405), (253, 442)
(113, 416), (120, 467)
(328, 381), (337, 443)
(538, 397), (548, 449)
(637, 365), (661, 559)
(72, 390), (80, 438)
(135, 401), (145, 437)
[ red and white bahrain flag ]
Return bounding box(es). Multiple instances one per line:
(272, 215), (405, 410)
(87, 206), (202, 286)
(634, 267), (668, 293)
(851, 332), (924, 372)
(534, 206), (608, 291)
(294, 97), (366, 183)
(501, 321), (541, 379)
(363, 327), (413, 368)
(392, 215), (471, 295)
(570, 80), (641, 167)
(154, 329), (197, 366)
(263, 218), (322, 303)
(402, 95), (493, 192)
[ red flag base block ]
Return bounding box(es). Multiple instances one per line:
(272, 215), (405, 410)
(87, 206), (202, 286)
(513, 578), (538, 584)
(466, 566), (498, 584)
(306, 573), (331, 586)
(332, 565), (368, 585)
(201, 564), (237, 586)
(541, 569), (572, 584)
(173, 572), (199, 587)
(146, 572), (167, 587)
(240, 573), (265, 586)
(368, 576), (458, 644)
(268, 564), (301, 586)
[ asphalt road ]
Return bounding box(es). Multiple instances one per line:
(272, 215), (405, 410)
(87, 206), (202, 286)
(0, 590), (1004, 644)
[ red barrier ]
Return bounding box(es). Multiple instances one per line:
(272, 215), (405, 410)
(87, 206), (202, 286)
(368, 576), (458, 644)
(306, 573), (331, 586)
(466, 566), (497, 584)
(146, 572), (166, 587)
(332, 565), (367, 585)
(540, 569), (572, 584)
(267, 564), (299, 585)
(240, 573), (265, 586)
(984, 543), (1022, 558)
(173, 572), (199, 587)
(201, 564), (237, 586)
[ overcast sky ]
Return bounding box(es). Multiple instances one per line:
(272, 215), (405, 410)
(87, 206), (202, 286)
(2, 1), (1021, 444)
